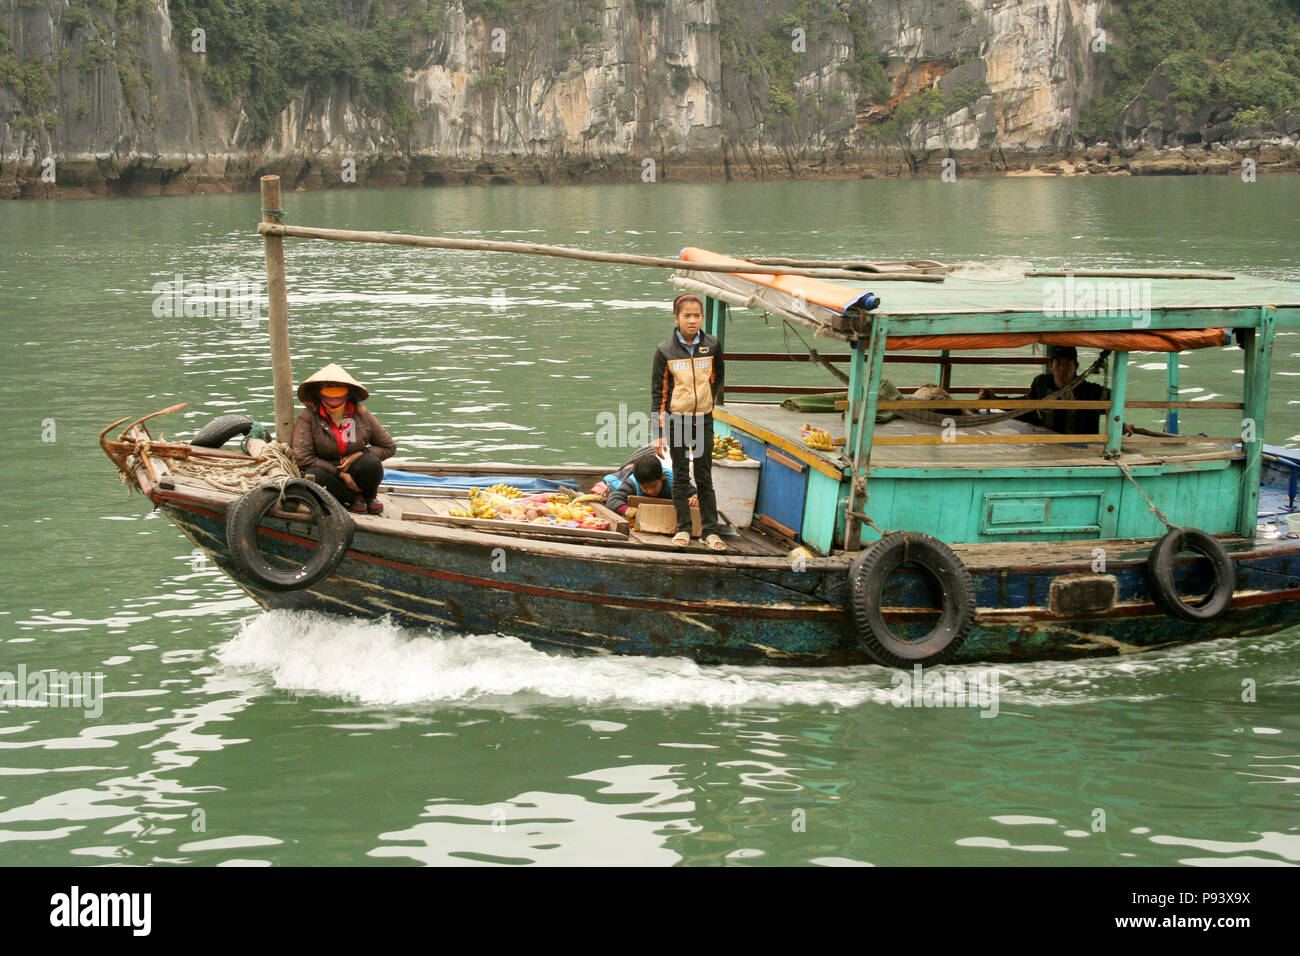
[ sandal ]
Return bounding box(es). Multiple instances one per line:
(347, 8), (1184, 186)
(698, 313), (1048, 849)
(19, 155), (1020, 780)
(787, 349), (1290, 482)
(704, 534), (727, 552)
(671, 531), (690, 548)
(366, 499), (384, 515)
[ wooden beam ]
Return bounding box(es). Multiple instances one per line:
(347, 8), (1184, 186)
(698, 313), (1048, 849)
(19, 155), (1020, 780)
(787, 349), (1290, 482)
(873, 399), (1243, 410)
(724, 352), (1046, 365)
(1166, 353), (1181, 434)
(1105, 351), (1129, 455)
(872, 433), (1108, 446)
(260, 176), (295, 443)
(880, 309), (1275, 334)
(843, 319), (888, 550)
(257, 222), (938, 281)
(1238, 307), (1277, 535)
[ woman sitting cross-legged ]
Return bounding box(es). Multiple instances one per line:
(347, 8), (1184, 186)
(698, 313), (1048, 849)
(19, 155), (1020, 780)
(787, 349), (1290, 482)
(291, 363), (396, 515)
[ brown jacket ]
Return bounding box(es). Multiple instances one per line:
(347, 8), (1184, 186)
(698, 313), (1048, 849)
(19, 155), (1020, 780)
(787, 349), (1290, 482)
(292, 404), (397, 475)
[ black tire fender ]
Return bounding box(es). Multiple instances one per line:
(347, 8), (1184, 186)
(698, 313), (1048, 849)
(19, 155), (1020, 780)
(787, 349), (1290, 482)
(192, 414), (255, 448)
(1146, 527), (1234, 622)
(225, 478), (354, 592)
(848, 532), (976, 668)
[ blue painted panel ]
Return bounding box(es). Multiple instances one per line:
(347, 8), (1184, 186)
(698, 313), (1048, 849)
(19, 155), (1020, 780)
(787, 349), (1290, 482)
(757, 449), (808, 535)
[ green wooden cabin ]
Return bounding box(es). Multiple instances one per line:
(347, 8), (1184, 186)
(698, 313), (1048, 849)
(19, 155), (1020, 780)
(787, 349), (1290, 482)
(683, 270), (1300, 556)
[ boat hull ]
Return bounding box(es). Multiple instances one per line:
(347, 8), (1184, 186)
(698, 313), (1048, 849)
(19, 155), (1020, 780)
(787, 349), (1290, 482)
(160, 493), (1300, 666)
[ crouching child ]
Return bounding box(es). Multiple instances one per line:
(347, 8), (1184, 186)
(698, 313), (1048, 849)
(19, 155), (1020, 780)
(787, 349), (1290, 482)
(604, 451), (698, 522)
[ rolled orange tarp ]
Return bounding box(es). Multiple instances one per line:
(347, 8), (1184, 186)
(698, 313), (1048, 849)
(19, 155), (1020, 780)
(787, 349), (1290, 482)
(679, 247), (879, 313)
(883, 329), (1227, 353)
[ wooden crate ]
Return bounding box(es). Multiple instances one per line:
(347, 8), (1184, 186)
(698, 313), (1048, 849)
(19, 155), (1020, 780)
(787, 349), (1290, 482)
(628, 495), (700, 536)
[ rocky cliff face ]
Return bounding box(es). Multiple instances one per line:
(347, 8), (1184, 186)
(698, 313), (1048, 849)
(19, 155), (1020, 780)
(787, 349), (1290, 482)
(1, 0), (1294, 197)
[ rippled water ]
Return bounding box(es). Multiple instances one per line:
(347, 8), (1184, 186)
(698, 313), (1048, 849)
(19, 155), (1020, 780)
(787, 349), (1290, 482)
(0, 177), (1298, 866)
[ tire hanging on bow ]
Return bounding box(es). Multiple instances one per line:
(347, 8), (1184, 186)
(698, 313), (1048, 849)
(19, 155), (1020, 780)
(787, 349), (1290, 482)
(226, 478), (354, 591)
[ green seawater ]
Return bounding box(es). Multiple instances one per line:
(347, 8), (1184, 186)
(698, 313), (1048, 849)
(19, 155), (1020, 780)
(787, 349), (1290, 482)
(0, 176), (1298, 866)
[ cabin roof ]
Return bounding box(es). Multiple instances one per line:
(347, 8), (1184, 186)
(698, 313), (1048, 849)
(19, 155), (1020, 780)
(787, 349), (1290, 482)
(676, 252), (1300, 342)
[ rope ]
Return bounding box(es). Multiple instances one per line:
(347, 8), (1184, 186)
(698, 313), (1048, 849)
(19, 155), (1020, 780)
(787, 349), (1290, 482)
(261, 208), (285, 224)
(862, 514), (890, 538)
(784, 320), (851, 385)
(170, 441), (300, 494)
(1113, 457), (1179, 532)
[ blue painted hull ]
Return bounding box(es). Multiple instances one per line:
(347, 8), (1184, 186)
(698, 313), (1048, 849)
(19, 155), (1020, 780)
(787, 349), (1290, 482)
(161, 492), (1300, 666)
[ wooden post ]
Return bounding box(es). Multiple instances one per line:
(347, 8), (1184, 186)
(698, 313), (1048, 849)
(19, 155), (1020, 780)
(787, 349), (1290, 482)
(261, 176), (295, 444)
(1237, 307), (1276, 536)
(1165, 352), (1180, 434)
(842, 315), (889, 550)
(1105, 351), (1129, 455)
(938, 349), (951, 391)
(704, 296), (728, 404)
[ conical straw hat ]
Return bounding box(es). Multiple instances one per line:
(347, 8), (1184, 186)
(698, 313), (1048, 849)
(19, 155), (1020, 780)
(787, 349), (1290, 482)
(298, 363), (370, 403)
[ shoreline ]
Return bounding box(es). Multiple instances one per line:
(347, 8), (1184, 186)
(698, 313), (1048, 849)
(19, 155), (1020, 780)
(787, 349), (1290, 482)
(4, 143), (1297, 200)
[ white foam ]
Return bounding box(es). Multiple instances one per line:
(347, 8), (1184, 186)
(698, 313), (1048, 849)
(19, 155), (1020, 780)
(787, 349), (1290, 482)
(213, 611), (1294, 711)
(216, 611), (902, 709)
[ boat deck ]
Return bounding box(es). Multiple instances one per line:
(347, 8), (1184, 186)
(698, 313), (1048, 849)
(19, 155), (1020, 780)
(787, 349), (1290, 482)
(719, 401), (1241, 471)
(380, 488), (795, 557)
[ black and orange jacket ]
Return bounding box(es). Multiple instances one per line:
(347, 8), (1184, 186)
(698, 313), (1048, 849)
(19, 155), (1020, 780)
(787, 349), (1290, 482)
(651, 330), (724, 431)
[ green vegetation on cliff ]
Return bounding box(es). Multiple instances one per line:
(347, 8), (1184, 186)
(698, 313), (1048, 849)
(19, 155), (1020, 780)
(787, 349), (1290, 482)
(169, 0), (432, 143)
(718, 0), (887, 133)
(1080, 0), (1300, 139)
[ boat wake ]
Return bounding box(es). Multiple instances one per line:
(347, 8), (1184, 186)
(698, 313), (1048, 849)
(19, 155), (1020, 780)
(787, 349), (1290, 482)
(215, 610), (1297, 712)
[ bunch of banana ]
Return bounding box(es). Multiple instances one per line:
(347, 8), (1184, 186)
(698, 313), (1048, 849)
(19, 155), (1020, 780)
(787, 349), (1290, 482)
(712, 436), (748, 461)
(461, 488), (500, 520)
(801, 425), (835, 450)
(485, 483), (523, 499)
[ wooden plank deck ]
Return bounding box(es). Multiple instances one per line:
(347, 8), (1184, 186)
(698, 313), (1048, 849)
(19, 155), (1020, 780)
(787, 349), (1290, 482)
(386, 489), (791, 556)
(720, 401), (1240, 470)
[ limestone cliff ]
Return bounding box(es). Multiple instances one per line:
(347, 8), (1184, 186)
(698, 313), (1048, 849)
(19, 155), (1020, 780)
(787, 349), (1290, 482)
(0, 0), (1294, 197)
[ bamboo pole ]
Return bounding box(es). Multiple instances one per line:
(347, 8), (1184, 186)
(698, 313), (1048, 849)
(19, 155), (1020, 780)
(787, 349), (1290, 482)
(1027, 268), (1235, 280)
(261, 176), (295, 443)
(747, 255), (951, 274)
(255, 222), (945, 281)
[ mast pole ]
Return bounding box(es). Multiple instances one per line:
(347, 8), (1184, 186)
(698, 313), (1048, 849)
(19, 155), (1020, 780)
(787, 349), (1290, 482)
(260, 175), (295, 443)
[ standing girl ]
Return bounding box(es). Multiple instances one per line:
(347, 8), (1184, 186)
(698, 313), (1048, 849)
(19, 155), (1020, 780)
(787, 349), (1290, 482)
(651, 294), (727, 550)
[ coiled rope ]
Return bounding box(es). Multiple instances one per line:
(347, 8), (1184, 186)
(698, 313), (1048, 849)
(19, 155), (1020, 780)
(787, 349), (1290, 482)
(169, 441), (301, 494)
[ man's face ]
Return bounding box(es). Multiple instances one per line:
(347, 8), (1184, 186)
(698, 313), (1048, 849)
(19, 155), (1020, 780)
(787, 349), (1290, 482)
(676, 302), (704, 339)
(642, 477), (665, 497)
(1049, 357), (1078, 389)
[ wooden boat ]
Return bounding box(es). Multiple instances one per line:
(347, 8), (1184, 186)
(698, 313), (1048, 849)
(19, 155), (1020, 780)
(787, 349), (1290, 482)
(99, 177), (1300, 667)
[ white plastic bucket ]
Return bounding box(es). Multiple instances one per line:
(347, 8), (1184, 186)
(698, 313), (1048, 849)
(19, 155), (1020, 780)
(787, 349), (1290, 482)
(710, 458), (761, 528)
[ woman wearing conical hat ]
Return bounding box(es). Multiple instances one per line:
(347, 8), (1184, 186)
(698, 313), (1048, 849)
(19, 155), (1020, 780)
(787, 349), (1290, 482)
(291, 364), (397, 515)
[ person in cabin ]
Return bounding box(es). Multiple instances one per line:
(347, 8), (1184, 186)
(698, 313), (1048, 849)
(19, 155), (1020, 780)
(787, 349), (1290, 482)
(604, 450), (698, 521)
(651, 293), (726, 550)
(978, 345), (1113, 435)
(292, 363), (397, 515)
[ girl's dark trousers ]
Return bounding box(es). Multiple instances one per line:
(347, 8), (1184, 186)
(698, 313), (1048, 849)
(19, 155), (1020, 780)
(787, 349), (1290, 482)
(667, 413), (719, 537)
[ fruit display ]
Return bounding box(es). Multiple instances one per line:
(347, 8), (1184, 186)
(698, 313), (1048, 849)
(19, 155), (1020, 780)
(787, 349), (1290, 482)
(713, 435), (749, 461)
(801, 424), (835, 450)
(447, 486), (610, 531)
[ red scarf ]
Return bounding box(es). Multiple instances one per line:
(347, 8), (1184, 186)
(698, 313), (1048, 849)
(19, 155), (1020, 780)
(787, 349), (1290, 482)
(319, 401), (356, 458)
